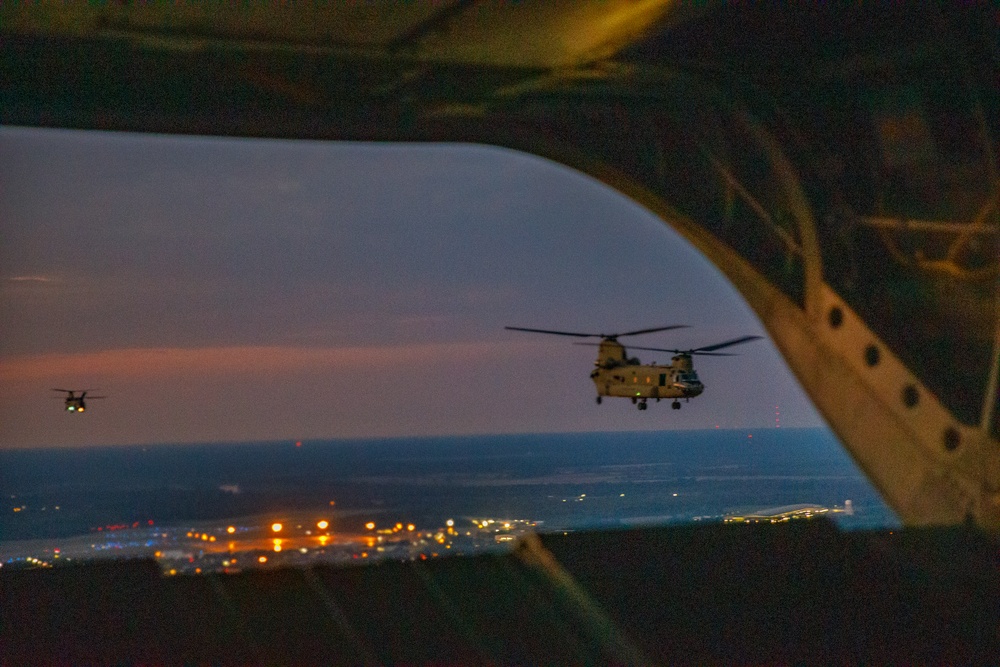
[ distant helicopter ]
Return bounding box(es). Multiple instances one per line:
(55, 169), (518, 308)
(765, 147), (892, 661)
(52, 389), (106, 413)
(505, 326), (762, 410)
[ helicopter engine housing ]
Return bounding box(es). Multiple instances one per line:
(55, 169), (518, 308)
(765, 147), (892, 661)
(672, 354), (694, 372)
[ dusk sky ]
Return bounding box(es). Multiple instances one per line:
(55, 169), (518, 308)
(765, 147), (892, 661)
(1, 126), (825, 448)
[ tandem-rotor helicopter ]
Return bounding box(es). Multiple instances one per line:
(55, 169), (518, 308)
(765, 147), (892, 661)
(505, 326), (762, 410)
(52, 389), (106, 413)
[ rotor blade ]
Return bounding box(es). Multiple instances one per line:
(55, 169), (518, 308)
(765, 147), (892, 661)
(51, 388), (74, 393)
(615, 325), (689, 337)
(505, 326), (598, 338)
(693, 335), (764, 353)
(622, 345), (737, 356)
(507, 325), (689, 339)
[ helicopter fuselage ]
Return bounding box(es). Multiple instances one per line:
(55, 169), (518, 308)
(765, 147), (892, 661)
(52, 389), (104, 413)
(590, 360), (704, 400)
(588, 340), (704, 402)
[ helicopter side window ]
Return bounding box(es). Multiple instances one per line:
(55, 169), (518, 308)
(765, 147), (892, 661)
(658, 374), (667, 386)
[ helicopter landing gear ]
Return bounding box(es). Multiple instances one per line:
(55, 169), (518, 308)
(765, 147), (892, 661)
(672, 400), (681, 410)
(638, 400), (648, 411)
(596, 396), (602, 405)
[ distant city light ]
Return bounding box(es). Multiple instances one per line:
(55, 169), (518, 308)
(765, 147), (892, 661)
(227, 526), (236, 534)
(365, 522), (375, 530)
(446, 519), (454, 527)
(407, 524), (415, 532)
(317, 520), (329, 530)
(271, 522), (283, 533)
(258, 556), (267, 564)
